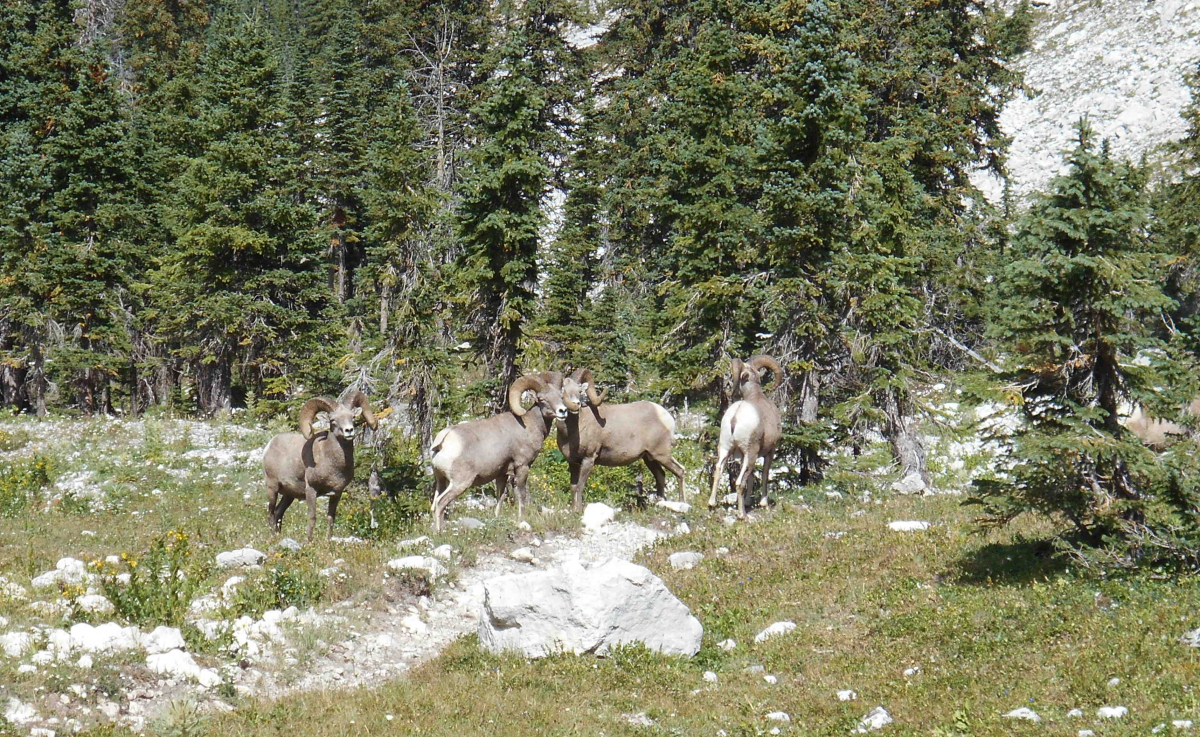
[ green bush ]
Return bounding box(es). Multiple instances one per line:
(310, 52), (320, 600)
(0, 454), (54, 517)
(97, 530), (209, 627)
(341, 493), (427, 540)
(228, 562), (325, 619)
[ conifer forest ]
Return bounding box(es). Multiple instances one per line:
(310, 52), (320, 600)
(4, 0), (1200, 569)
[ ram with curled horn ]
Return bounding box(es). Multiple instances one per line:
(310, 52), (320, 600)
(262, 390), (379, 541)
(556, 368), (687, 511)
(428, 372), (567, 532)
(709, 354), (784, 518)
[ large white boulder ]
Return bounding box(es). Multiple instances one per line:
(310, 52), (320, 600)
(143, 626), (186, 655)
(581, 503), (617, 531)
(68, 622), (141, 653)
(215, 548), (265, 569)
(75, 594), (114, 614)
(387, 556), (448, 581)
(4, 698), (38, 725)
(145, 648), (221, 688)
(478, 558), (703, 658)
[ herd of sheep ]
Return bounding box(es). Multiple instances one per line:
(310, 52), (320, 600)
(260, 357), (786, 538)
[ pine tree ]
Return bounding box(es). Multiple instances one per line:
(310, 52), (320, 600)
(972, 119), (1200, 570)
(454, 0), (587, 411)
(151, 11), (324, 414)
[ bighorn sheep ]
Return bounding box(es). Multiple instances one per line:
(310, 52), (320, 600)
(708, 355), (784, 517)
(1122, 398), (1200, 449)
(429, 373), (567, 532)
(263, 391), (378, 541)
(557, 369), (687, 511)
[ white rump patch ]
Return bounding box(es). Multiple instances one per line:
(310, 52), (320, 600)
(431, 430), (463, 475)
(431, 427), (451, 452)
(719, 402), (759, 451)
(652, 404), (676, 436)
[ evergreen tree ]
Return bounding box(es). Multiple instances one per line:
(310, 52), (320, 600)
(151, 12), (324, 414)
(972, 120), (1200, 570)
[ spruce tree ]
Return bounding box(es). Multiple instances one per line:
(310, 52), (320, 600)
(972, 120), (1200, 570)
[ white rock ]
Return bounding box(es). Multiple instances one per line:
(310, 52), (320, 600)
(581, 503), (616, 531)
(401, 613), (428, 634)
(387, 556), (448, 581)
(432, 544), (453, 560)
(69, 623), (141, 653)
(97, 702), (120, 720)
(1079, 731), (1095, 737)
(278, 538), (303, 552)
(669, 552), (704, 570)
(838, 689), (858, 701)
(656, 500), (691, 513)
(1174, 720), (1194, 729)
(17, 663), (36, 674)
(456, 517), (485, 530)
(4, 698), (38, 725)
(1004, 707), (1041, 722)
(1, 631), (34, 657)
(510, 547), (535, 563)
(145, 648), (220, 688)
(478, 558), (703, 658)
(855, 706), (894, 733)
(29, 728), (55, 737)
(31, 649), (52, 664)
(75, 594), (114, 614)
(766, 712), (791, 723)
(674, 522), (691, 535)
(76, 654), (93, 669)
(723, 493), (738, 505)
(517, 521), (532, 532)
(1107, 677), (1120, 687)
(891, 473), (926, 494)
(704, 670), (718, 682)
(31, 570), (63, 589)
(764, 674), (778, 684)
(143, 626), (186, 655)
(715, 547), (729, 556)
(397, 536), (430, 550)
(1097, 706), (1129, 719)
(903, 666), (920, 677)
(1067, 708), (1084, 718)
(625, 712), (653, 726)
(888, 521), (930, 532)
(215, 548), (265, 569)
(0, 576), (28, 600)
(825, 491), (843, 500)
(717, 639), (737, 651)
(754, 621), (796, 643)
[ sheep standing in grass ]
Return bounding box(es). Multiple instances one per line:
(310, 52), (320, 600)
(429, 373), (567, 532)
(263, 391), (378, 541)
(557, 368), (687, 511)
(708, 355), (784, 517)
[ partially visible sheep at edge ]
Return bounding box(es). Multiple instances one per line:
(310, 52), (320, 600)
(429, 373), (567, 533)
(262, 391), (378, 541)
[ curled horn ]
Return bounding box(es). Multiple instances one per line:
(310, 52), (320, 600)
(508, 374), (549, 417)
(748, 355), (783, 387)
(576, 368), (607, 406)
(298, 397), (336, 439)
(729, 358), (745, 389)
(346, 391), (378, 430)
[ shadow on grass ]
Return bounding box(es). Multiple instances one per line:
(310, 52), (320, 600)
(952, 537), (1069, 586)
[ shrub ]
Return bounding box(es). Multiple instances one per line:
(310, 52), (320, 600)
(227, 561), (324, 619)
(97, 530), (209, 627)
(0, 454), (54, 517)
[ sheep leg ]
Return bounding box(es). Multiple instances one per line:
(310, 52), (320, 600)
(708, 446), (731, 508)
(494, 476), (508, 517)
(644, 457), (667, 499)
(652, 452), (688, 500)
(431, 480), (467, 534)
(269, 493), (294, 533)
(304, 486), (318, 542)
(326, 492), (341, 538)
(573, 457), (595, 512)
(511, 466), (531, 521)
(734, 443), (760, 519)
(266, 480), (281, 532)
(759, 449), (775, 508)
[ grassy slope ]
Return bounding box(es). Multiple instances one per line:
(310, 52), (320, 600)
(203, 494), (1200, 737)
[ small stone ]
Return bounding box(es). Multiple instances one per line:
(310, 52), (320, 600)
(674, 522), (691, 535)
(754, 621), (796, 643)
(432, 544), (453, 560)
(386, 556), (448, 581)
(75, 594), (114, 614)
(669, 551), (704, 570)
(456, 517), (485, 530)
(1174, 720), (1194, 729)
(764, 674), (778, 684)
(769, 729), (780, 736)
(278, 538), (302, 552)
(397, 536), (430, 550)
(625, 712), (653, 727)
(744, 665), (765, 674)
(76, 655), (93, 669)
(716, 547), (729, 556)
(1079, 731), (1095, 737)
(1097, 706), (1128, 720)
(516, 521), (532, 532)
(718, 639), (737, 651)
(1003, 707), (1041, 722)
(825, 491), (843, 500)
(1067, 709), (1084, 718)
(888, 521), (930, 532)
(656, 500), (691, 513)
(704, 671), (718, 683)
(17, 664), (36, 674)
(581, 503), (616, 531)
(401, 613), (428, 634)
(510, 547), (535, 563)
(855, 706), (893, 733)
(891, 473), (926, 495)
(216, 548), (266, 569)
(765, 712), (791, 723)
(838, 689), (858, 701)
(903, 666), (920, 677)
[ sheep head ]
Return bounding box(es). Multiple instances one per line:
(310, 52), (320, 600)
(299, 397), (336, 439)
(747, 355), (783, 388)
(509, 374), (568, 421)
(562, 369), (607, 413)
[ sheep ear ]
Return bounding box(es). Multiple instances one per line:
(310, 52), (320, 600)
(353, 407), (363, 418)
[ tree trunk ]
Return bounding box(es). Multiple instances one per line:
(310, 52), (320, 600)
(797, 369), (824, 484)
(197, 358), (232, 416)
(880, 387), (928, 487)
